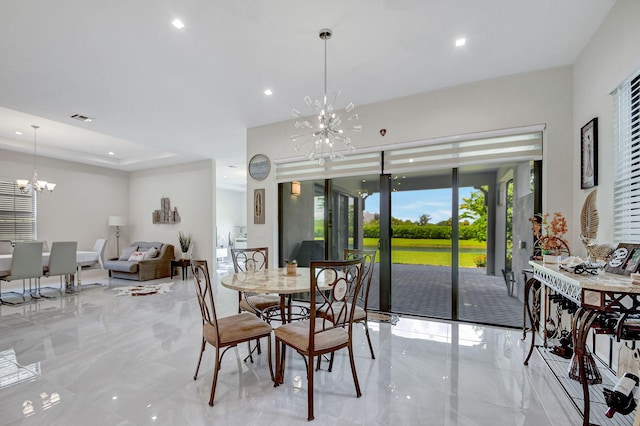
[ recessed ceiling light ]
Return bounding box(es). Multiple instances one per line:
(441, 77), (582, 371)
(455, 38), (466, 47)
(108, 151), (115, 156)
(264, 89), (273, 96)
(172, 19), (185, 29)
(15, 131), (22, 135)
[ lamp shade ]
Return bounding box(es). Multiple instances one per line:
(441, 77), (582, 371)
(108, 216), (127, 227)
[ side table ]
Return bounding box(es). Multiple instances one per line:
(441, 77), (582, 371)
(171, 258), (192, 280)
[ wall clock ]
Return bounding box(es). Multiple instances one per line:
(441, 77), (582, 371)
(248, 154), (271, 181)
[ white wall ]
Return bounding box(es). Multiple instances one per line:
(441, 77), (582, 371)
(216, 187), (246, 248)
(573, 0), (640, 251)
(247, 66), (574, 262)
(129, 160), (216, 265)
(0, 148), (128, 256)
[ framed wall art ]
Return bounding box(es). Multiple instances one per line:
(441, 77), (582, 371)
(581, 117), (598, 189)
(254, 188), (265, 224)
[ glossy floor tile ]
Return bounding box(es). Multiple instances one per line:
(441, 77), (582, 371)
(0, 270), (581, 425)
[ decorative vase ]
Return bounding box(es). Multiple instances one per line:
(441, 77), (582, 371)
(286, 264), (297, 275)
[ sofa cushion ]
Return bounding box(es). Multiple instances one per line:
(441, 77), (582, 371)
(145, 247), (159, 258)
(128, 251), (146, 262)
(135, 241), (163, 251)
(103, 260), (139, 273)
(119, 246), (138, 261)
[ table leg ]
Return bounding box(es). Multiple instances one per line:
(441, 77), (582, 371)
(571, 308), (601, 426)
(182, 266), (187, 280)
(523, 277), (541, 365)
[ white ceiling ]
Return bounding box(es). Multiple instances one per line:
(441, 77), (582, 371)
(0, 0), (615, 190)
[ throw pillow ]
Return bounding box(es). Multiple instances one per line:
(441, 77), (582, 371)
(145, 247), (159, 258)
(119, 246), (137, 261)
(128, 251), (146, 262)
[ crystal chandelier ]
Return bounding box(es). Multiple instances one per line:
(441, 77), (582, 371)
(16, 125), (56, 194)
(291, 28), (362, 165)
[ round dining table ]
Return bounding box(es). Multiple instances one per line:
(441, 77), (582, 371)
(220, 267), (330, 322)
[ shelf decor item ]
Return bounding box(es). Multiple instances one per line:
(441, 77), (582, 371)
(285, 259), (297, 276)
(529, 212), (570, 259)
(178, 231), (192, 259)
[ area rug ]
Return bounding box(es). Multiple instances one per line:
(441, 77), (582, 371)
(368, 312), (400, 325)
(113, 282), (174, 297)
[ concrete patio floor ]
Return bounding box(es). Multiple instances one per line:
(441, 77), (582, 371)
(367, 264), (524, 329)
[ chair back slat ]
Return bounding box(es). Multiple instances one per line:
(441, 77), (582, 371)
(191, 260), (219, 343)
(309, 258), (365, 351)
(8, 242), (43, 280)
(48, 242), (78, 276)
(230, 247), (268, 272)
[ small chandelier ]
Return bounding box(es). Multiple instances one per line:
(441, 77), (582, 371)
(291, 28), (362, 165)
(16, 125), (56, 194)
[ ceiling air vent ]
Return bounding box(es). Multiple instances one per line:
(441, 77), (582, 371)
(70, 114), (93, 122)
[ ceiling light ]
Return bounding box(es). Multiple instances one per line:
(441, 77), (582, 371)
(70, 113), (93, 122)
(108, 151), (115, 156)
(264, 89), (273, 96)
(455, 38), (466, 47)
(16, 125), (56, 194)
(290, 28), (361, 165)
(172, 19), (185, 29)
(15, 131), (22, 135)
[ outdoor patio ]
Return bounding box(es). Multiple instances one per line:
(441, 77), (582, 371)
(367, 264), (524, 329)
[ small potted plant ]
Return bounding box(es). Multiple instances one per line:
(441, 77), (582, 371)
(178, 231), (192, 258)
(285, 259), (297, 275)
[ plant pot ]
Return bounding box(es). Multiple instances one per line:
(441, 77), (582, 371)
(286, 264), (297, 275)
(181, 251), (190, 259)
(543, 254), (562, 264)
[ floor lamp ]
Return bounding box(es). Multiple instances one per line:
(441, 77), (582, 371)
(108, 216), (126, 255)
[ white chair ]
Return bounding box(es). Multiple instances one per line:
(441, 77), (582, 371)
(0, 241), (43, 305)
(41, 241), (77, 297)
(76, 239), (107, 291)
(92, 238), (107, 269)
(0, 240), (13, 254)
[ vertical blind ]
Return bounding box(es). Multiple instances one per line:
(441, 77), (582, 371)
(0, 181), (36, 241)
(614, 72), (640, 242)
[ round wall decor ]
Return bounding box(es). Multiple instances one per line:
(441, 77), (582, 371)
(248, 154), (271, 181)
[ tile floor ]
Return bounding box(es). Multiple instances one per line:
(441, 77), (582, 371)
(0, 269), (582, 425)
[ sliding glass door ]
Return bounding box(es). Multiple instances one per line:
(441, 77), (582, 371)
(278, 131), (541, 327)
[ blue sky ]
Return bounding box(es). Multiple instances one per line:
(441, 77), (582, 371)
(364, 187), (475, 224)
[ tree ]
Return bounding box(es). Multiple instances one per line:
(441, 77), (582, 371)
(418, 214), (432, 225)
(460, 187), (487, 242)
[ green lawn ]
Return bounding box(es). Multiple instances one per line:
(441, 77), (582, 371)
(362, 238), (486, 268)
(363, 237), (486, 249)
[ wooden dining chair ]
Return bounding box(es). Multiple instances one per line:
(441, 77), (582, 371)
(230, 247), (280, 317)
(274, 257), (365, 421)
(316, 249), (377, 371)
(0, 241), (43, 305)
(230, 247), (279, 359)
(190, 260), (273, 406)
(42, 241), (78, 297)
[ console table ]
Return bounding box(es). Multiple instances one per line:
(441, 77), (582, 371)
(525, 261), (640, 426)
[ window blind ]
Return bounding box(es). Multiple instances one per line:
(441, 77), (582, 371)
(0, 181), (36, 241)
(614, 73), (640, 242)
